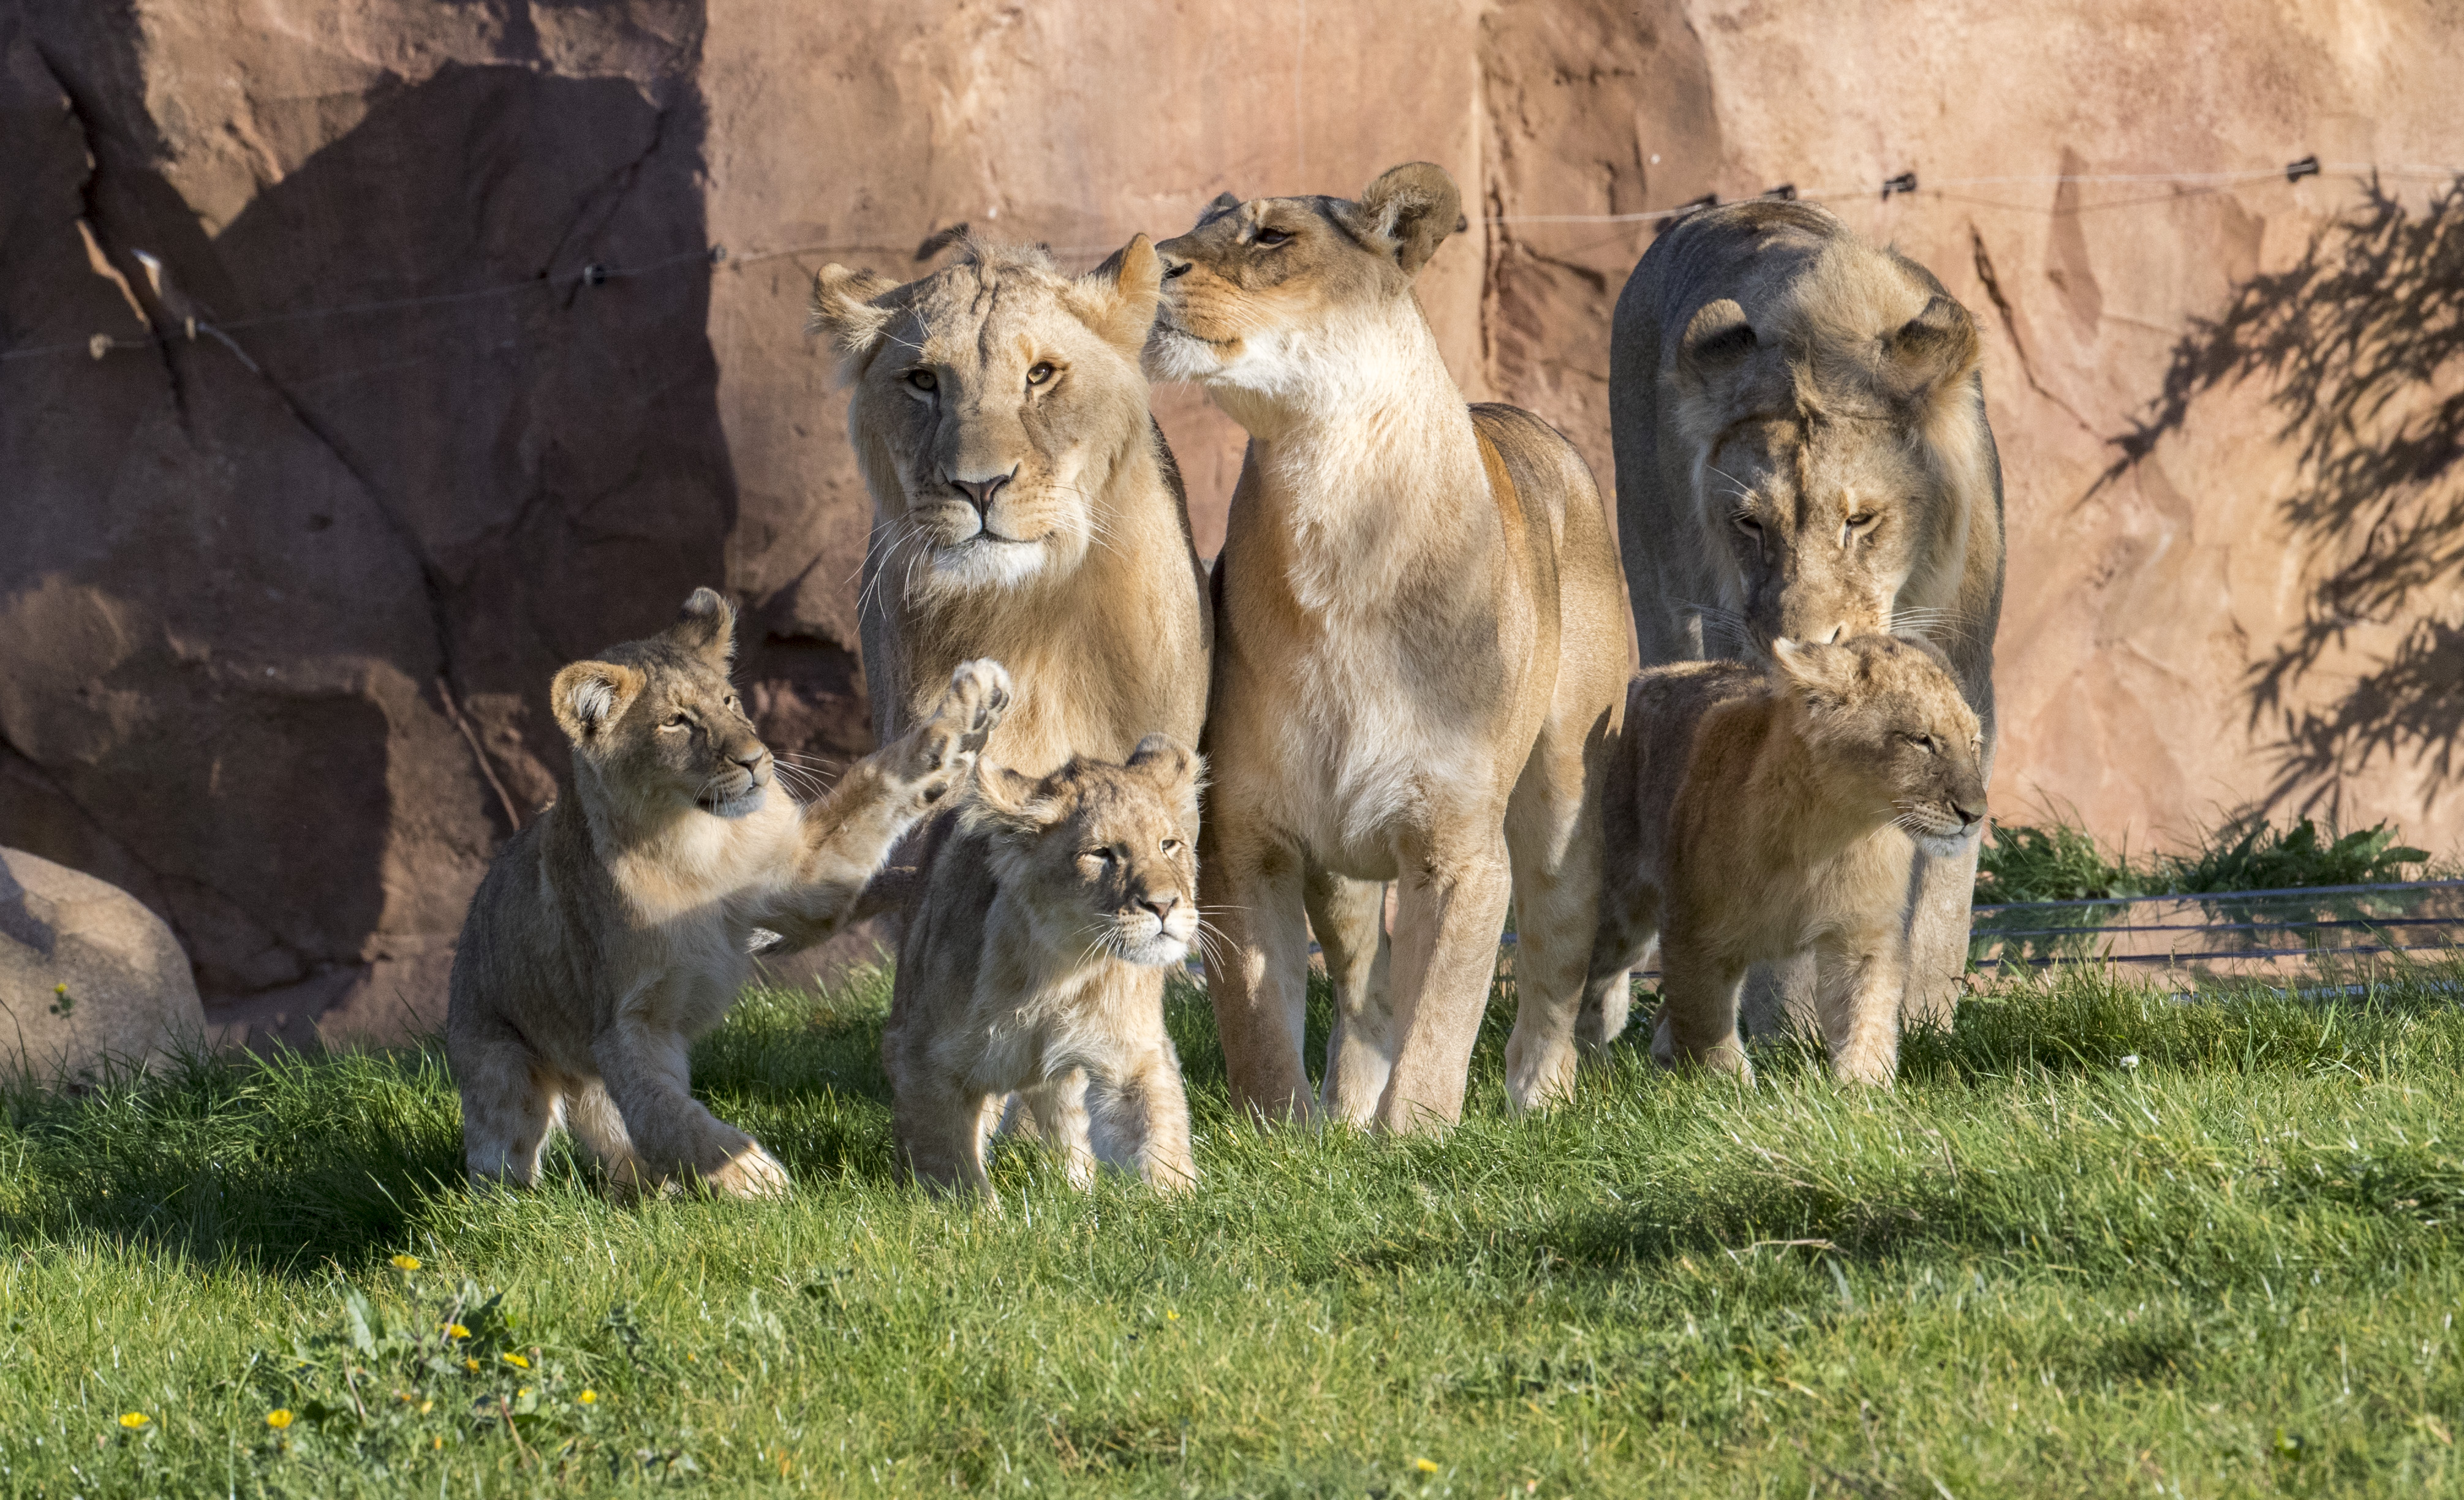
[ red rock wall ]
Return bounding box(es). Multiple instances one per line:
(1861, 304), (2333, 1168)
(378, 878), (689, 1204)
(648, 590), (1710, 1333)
(3, 2), (2457, 1046)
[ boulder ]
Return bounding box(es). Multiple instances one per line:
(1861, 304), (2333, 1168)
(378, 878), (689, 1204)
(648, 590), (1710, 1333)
(0, 847), (206, 1085)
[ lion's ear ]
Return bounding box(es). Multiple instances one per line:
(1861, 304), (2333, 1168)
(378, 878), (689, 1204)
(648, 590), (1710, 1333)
(1883, 293), (1981, 407)
(1073, 234), (1163, 361)
(662, 587), (736, 668)
(1337, 162), (1463, 278)
(1770, 638), (1850, 708)
(808, 264), (899, 360)
(1677, 298), (1757, 375)
(1199, 190), (1244, 225)
(1128, 733), (1205, 824)
(966, 763), (1065, 843)
(551, 660), (646, 744)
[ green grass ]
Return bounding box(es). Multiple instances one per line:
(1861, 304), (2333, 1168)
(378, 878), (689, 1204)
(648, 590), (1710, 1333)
(8, 960), (2464, 1496)
(1977, 813), (2436, 904)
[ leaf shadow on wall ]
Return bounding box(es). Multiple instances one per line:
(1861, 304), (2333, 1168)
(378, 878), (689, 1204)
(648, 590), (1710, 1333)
(2101, 178), (2464, 819)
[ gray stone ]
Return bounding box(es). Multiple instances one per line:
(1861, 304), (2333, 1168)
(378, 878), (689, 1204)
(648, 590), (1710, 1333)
(0, 846), (205, 1085)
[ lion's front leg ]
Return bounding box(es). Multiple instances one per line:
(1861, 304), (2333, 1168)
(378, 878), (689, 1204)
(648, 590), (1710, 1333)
(1816, 924), (1906, 1087)
(759, 659), (1011, 946)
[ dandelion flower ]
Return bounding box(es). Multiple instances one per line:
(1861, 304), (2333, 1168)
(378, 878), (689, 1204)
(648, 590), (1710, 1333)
(1165, 1310), (1179, 1321)
(391, 1254), (421, 1272)
(1415, 1458), (1439, 1474)
(501, 1352), (530, 1370)
(419, 1400), (433, 1415)
(54, 982), (68, 994)
(445, 1324), (470, 1339)
(578, 1390), (597, 1404)
(119, 1412), (149, 1429)
(2119, 1054), (2142, 1071)
(433, 1434), (444, 1450)
(464, 1358), (480, 1372)
(517, 1387), (531, 1400)
(265, 1410), (293, 1430)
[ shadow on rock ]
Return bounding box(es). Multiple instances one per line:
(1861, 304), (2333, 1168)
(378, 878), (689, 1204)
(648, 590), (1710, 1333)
(2100, 176), (2464, 816)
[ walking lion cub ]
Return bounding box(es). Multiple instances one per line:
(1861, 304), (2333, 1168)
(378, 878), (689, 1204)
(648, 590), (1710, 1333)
(447, 587), (1010, 1197)
(1582, 634), (1986, 1085)
(884, 734), (1203, 1195)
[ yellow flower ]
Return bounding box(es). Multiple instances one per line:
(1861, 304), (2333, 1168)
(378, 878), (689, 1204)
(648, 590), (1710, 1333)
(464, 1358), (479, 1372)
(265, 1409), (293, 1430)
(445, 1324), (469, 1339)
(517, 1387), (531, 1400)
(432, 1434), (444, 1450)
(118, 1412), (149, 1429)
(1165, 1310), (1179, 1321)
(391, 1254), (421, 1272)
(501, 1352), (530, 1370)
(1415, 1458), (1440, 1474)
(578, 1390), (597, 1405)
(418, 1400), (434, 1415)
(54, 982), (67, 994)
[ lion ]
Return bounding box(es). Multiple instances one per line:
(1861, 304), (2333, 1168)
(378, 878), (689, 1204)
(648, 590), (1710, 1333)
(1604, 199), (2005, 1041)
(445, 587), (1010, 1197)
(882, 734), (1203, 1195)
(1147, 162), (1630, 1131)
(807, 236), (1211, 778)
(1581, 633), (1987, 1085)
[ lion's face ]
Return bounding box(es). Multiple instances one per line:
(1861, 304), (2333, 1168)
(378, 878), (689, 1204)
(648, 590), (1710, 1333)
(1772, 634), (1986, 859)
(1667, 242), (1986, 661)
(1147, 164), (1464, 413)
(811, 239), (1163, 598)
(551, 589), (773, 820)
(972, 735), (1203, 968)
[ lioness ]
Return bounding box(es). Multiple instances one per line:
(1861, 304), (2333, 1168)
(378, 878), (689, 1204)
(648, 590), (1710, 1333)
(446, 587), (1010, 1197)
(809, 236), (1210, 777)
(1149, 163), (1630, 1130)
(1582, 634), (1987, 1084)
(1606, 200), (2004, 1038)
(883, 735), (1203, 1195)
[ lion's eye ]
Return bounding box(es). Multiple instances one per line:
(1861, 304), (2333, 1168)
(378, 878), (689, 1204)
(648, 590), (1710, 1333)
(1025, 362), (1056, 387)
(905, 369), (937, 392)
(1083, 848), (1113, 864)
(664, 714), (691, 730)
(1255, 228), (1291, 247)
(1907, 733), (1939, 754)
(1845, 513), (1875, 530)
(1733, 513), (1763, 536)
(1160, 838), (1182, 854)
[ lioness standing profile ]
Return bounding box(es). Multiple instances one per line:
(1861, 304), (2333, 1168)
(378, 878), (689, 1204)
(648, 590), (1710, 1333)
(807, 236), (1210, 778)
(446, 589), (1010, 1197)
(883, 736), (1204, 1195)
(1606, 200), (2004, 1039)
(1149, 163), (1630, 1130)
(1583, 635), (1987, 1084)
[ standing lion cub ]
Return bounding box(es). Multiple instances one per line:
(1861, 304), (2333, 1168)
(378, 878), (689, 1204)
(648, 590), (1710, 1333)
(884, 734), (1204, 1196)
(1582, 634), (1986, 1085)
(447, 588), (1010, 1197)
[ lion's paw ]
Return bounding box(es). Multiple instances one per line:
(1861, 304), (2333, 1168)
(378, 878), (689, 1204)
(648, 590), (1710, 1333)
(901, 658), (1013, 804)
(705, 1142), (792, 1200)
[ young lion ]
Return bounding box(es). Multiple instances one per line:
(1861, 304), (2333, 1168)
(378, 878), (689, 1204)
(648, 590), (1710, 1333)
(1581, 635), (1986, 1085)
(883, 735), (1203, 1196)
(447, 587), (1010, 1197)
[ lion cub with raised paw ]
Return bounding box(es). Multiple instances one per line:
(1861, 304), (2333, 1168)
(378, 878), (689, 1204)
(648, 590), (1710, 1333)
(885, 735), (1203, 1196)
(1582, 634), (1986, 1085)
(447, 587), (1010, 1199)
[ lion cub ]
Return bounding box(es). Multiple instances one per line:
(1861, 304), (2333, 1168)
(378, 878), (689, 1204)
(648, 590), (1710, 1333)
(447, 587), (1010, 1197)
(1582, 635), (1986, 1085)
(884, 735), (1203, 1195)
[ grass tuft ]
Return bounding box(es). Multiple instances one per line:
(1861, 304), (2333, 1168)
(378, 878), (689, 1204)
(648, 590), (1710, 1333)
(1978, 810), (2436, 903)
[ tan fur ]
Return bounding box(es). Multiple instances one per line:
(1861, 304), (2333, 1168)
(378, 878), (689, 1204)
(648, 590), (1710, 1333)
(883, 735), (1203, 1194)
(1149, 164), (1630, 1131)
(1582, 635), (1986, 1085)
(810, 236), (1211, 778)
(445, 587), (1011, 1197)
(1606, 200), (2006, 1037)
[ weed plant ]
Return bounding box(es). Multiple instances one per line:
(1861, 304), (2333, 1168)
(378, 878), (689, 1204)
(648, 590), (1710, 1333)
(6, 959), (2464, 1496)
(1978, 813), (2434, 904)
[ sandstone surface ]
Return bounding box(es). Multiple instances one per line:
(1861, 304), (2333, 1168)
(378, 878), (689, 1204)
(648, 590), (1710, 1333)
(0, 845), (206, 1083)
(2, 2), (2457, 1046)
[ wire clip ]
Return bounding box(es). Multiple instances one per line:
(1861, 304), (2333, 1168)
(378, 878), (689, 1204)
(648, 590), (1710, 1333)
(580, 263), (609, 287)
(2284, 155), (2320, 183)
(1881, 171), (1919, 200)
(1762, 184), (1797, 201)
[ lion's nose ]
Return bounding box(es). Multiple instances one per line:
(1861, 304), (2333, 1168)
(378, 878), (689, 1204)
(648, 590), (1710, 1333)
(1140, 894), (1179, 923)
(731, 747), (767, 773)
(1954, 801), (1986, 831)
(950, 471), (1012, 515)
